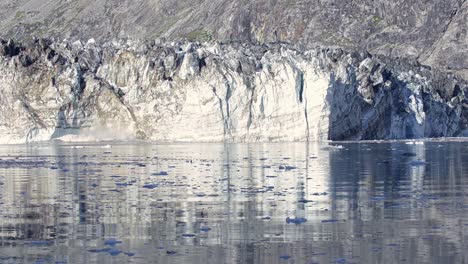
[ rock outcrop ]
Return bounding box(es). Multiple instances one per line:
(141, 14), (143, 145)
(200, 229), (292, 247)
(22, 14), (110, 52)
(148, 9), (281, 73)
(0, 0), (466, 78)
(0, 38), (467, 143)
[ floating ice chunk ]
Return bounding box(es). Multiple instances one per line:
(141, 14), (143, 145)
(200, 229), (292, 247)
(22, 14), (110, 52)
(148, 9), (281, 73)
(286, 217), (307, 224)
(297, 198), (313, 203)
(151, 171), (169, 176)
(104, 239), (122, 246)
(108, 249), (122, 256)
(279, 165), (296, 170)
(73, 146), (85, 149)
(142, 184), (158, 189)
(88, 248), (112, 253)
(321, 145), (344, 151)
(333, 258), (347, 264)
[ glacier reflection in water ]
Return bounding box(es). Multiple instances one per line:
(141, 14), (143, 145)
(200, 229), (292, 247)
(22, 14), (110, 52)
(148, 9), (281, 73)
(0, 141), (467, 263)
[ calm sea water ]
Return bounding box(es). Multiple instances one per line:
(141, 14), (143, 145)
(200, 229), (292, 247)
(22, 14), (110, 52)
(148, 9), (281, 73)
(0, 141), (467, 264)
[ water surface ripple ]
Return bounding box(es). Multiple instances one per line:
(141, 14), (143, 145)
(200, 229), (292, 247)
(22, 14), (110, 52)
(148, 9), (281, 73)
(0, 141), (467, 263)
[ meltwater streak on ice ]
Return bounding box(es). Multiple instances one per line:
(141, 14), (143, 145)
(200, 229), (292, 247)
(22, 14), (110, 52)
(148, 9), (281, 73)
(0, 141), (467, 263)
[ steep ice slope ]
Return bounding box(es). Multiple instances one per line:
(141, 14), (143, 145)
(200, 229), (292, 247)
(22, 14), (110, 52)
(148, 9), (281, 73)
(0, 39), (466, 143)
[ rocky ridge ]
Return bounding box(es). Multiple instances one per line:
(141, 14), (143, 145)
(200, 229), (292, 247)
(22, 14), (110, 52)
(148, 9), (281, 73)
(0, 38), (467, 143)
(1, 0), (466, 78)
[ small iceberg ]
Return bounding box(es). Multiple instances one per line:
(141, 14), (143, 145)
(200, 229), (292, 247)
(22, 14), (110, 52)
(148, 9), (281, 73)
(286, 217), (307, 224)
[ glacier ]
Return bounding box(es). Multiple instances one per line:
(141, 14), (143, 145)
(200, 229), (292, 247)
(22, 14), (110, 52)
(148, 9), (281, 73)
(0, 38), (467, 143)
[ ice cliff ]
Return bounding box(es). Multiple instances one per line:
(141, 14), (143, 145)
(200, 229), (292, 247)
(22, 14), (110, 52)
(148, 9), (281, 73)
(0, 38), (467, 143)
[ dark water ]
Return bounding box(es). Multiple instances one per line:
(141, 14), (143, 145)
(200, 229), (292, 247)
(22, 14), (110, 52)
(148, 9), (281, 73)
(0, 141), (467, 264)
